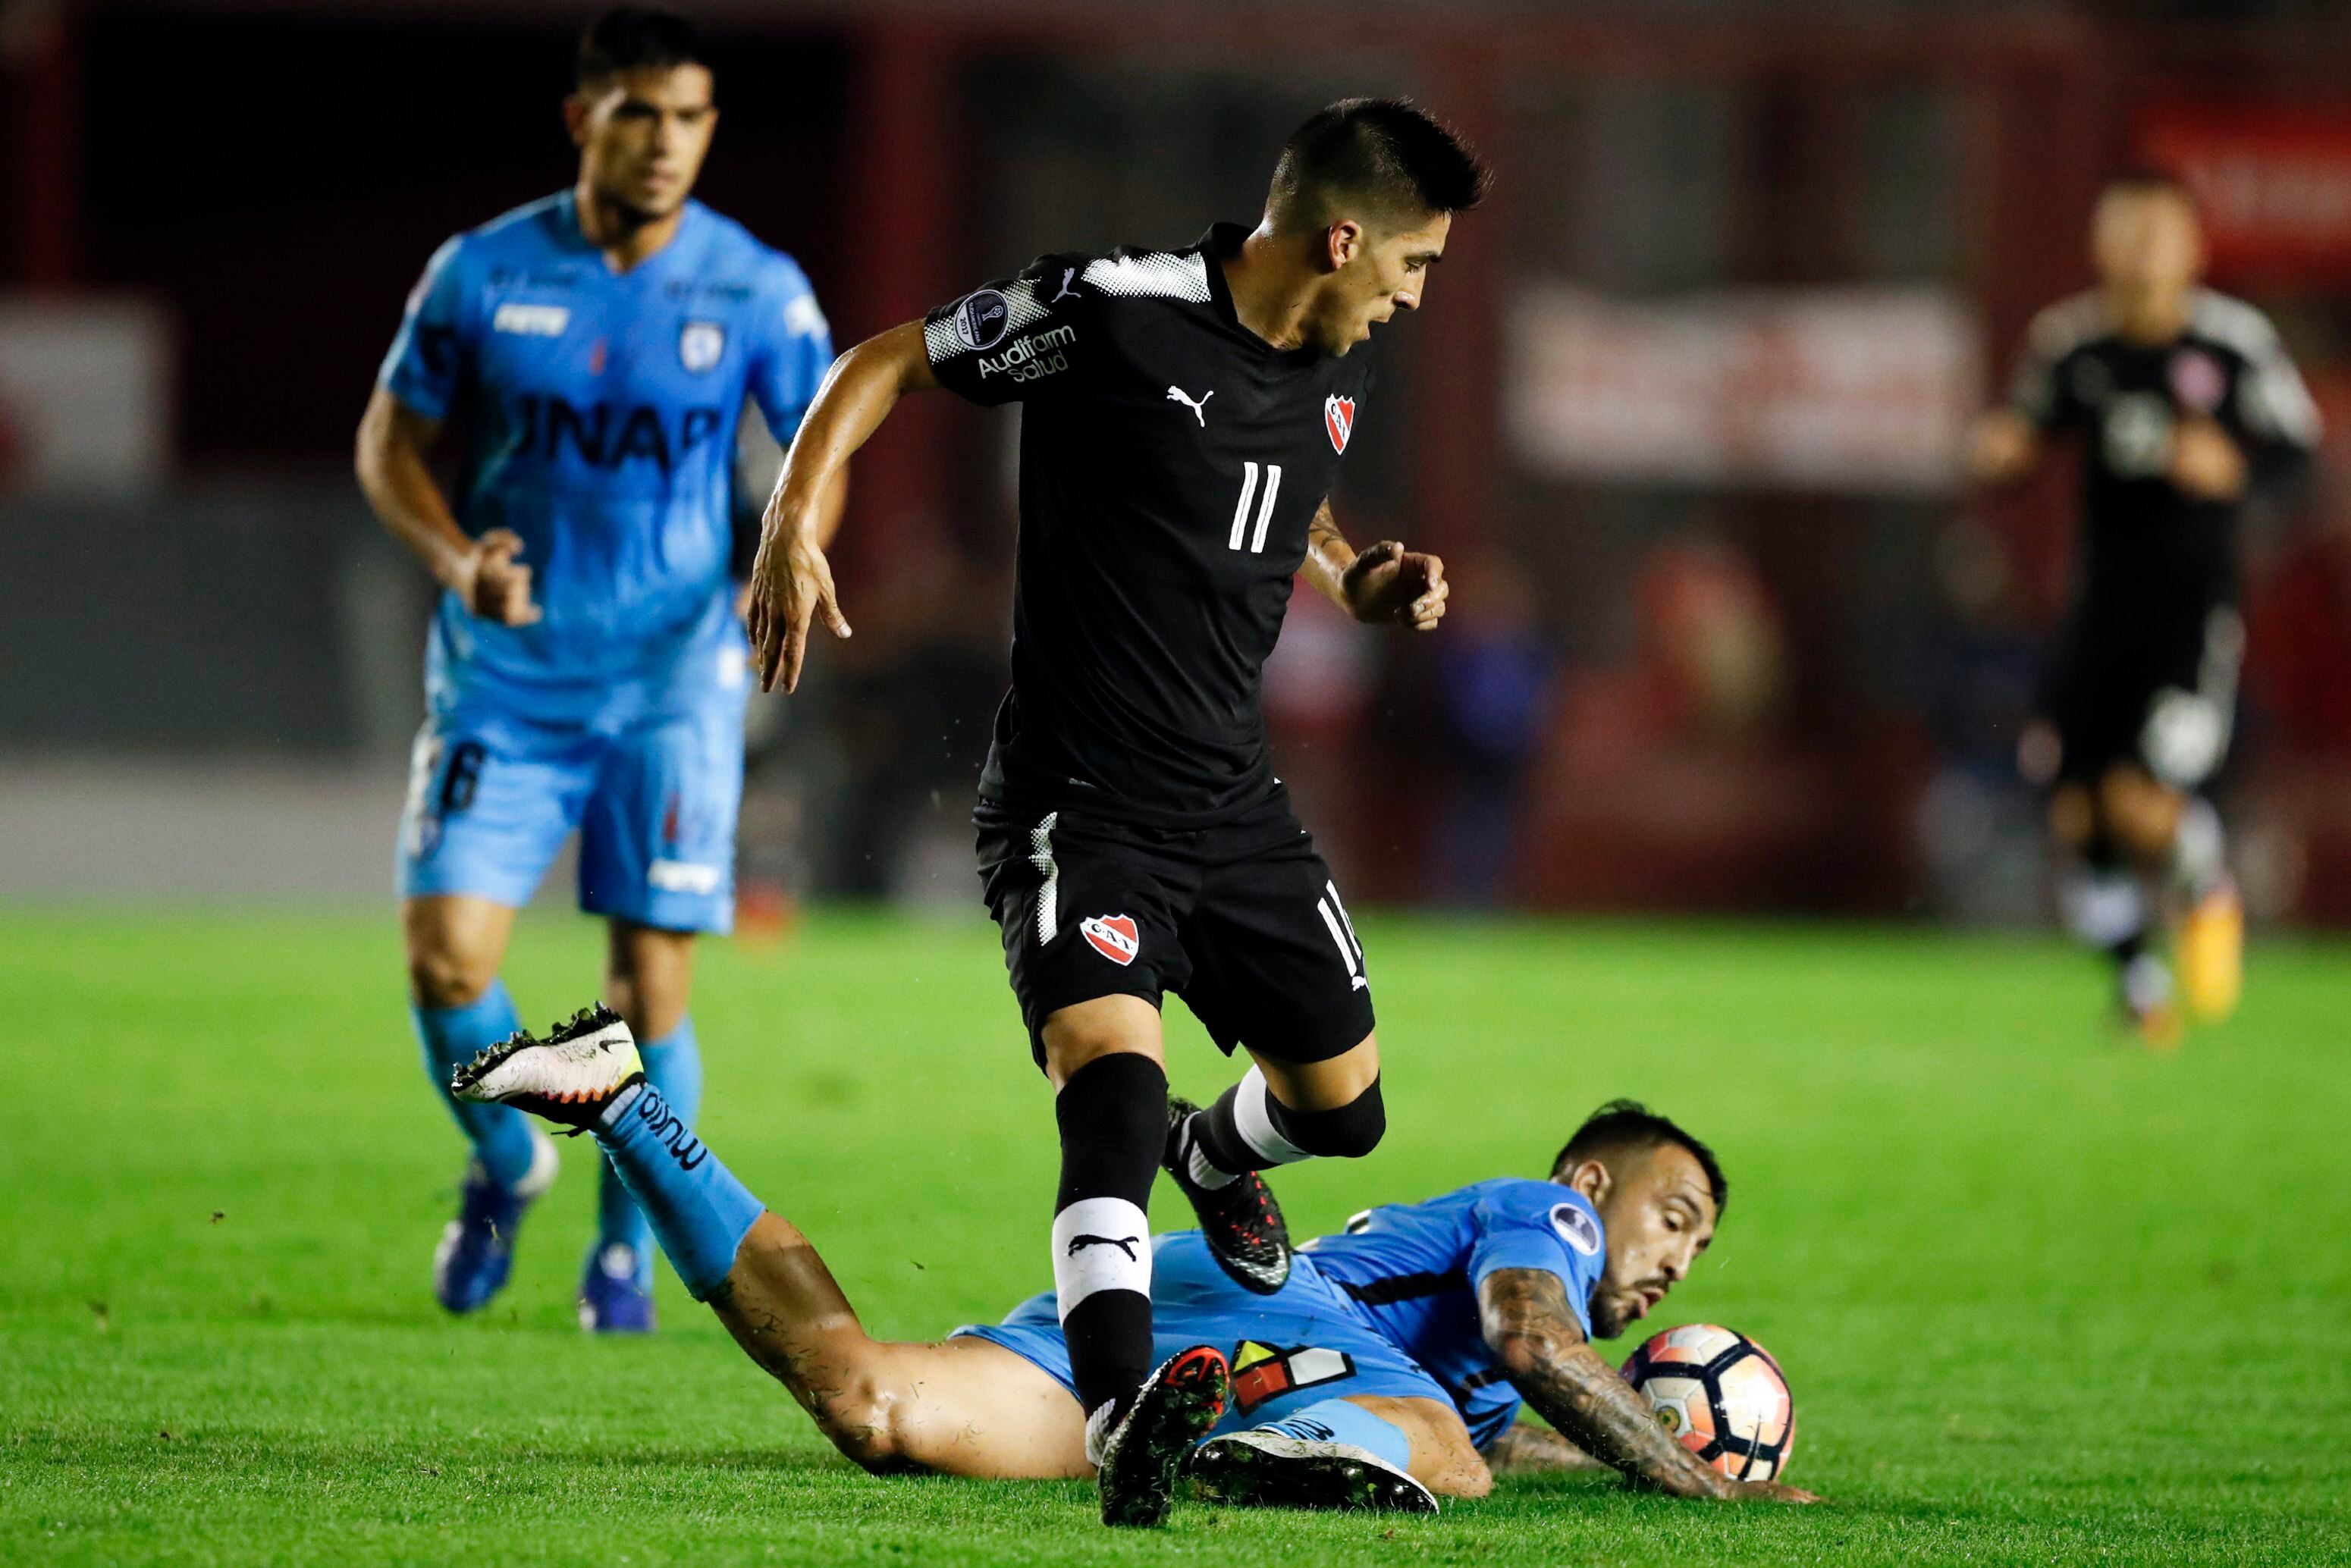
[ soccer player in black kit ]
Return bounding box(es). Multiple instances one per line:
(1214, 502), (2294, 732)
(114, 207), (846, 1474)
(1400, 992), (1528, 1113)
(1974, 174), (2319, 1046)
(745, 100), (1486, 1524)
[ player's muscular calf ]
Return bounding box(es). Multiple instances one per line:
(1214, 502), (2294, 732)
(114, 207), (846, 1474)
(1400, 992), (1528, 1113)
(604, 920), (696, 1043)
(709, 1213), (1091, 1479)
(1342, 1395), (1493, 1498)
(1477, 1268), (1816, 1503)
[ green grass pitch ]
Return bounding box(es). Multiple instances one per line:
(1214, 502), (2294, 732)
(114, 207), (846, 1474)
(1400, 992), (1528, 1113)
(5, 908), (2349, 1565)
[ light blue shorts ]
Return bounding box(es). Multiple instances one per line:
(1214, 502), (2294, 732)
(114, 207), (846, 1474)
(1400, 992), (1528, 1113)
(397, 688), (745, 934)
(954, 1232), (1454, 1435)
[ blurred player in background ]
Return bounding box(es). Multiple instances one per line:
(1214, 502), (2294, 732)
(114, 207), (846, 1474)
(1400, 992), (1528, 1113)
(451, 1011), (1816, 1513)
(745, 99), (1477, 1524)
(353, 5), (837, 1329)
(1973, 173), (2319, 1046)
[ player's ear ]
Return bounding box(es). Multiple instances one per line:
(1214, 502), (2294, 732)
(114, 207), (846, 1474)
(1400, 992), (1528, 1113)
(1562, 1157), (1611, 1208)
(563, 92), (592, 147)
(1324, 219), (1365, 272)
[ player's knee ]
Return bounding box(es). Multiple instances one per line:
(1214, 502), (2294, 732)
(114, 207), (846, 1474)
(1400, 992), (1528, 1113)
(2047, 786), (2094, 852)
(405, 946), (497, 1010)
(2098, 772), (2180, 861)
(1428, 1456), (1494, 1500)
(809, 1378), (922, 1475)
(1269, 1075), (1385, 1160)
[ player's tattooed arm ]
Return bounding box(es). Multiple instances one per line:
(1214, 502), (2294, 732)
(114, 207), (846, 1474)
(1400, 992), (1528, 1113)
(356, 389), (541, 626)
(1477, 1269), (1816, 1503)
(749, 321), (941, 692)
(1482, 1419), (1608, 1473)
(1300, 499), (1449, 631)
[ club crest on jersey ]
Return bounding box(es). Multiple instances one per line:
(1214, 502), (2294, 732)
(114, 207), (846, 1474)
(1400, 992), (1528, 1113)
(1324, 394), (1356, 454)
(953, 289), (1013, 351)
(1081, 914), (1140, 966)
(1551, 1201), (1602, 1256)
(2170, 347), (2226, 414)
(679, 321), (726, 374)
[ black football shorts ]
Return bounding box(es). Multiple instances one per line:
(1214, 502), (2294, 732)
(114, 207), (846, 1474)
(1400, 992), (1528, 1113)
(975, 791), (1378, 1070)
(2036, 602), (2243, 792)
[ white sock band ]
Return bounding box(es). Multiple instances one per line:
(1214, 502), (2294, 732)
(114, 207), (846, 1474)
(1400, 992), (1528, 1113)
(1233, 1065), (1309, 1167)
(1183, 1118), (1239, 1190)
(2062, 870), (2146, 949)
(597, 1080), (646, 1131)
(2171, 798), (2226, 896)
(1051, 1197), (1151, 1322)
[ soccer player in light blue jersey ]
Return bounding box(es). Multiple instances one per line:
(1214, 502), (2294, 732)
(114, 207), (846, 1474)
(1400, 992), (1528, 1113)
(451, 1011), (1818, 1516)
(353, 6), (837, 1332)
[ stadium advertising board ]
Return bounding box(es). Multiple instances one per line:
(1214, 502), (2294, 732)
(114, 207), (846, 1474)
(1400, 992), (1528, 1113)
(0, 299), (171, 494)
(1505, 286), (1979, 494)
(2139, 102), (2351, 287)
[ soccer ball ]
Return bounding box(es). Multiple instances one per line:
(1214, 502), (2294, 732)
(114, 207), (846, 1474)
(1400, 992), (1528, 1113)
(1619, 1323), (1796, 1482)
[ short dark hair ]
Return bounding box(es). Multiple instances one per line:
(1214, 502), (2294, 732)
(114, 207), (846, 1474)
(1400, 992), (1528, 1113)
(577, 5), (705, 89)
(1267, 98), (1491, 235)
(2101, 167), (2196, 205)
(1552, 1099), (1728, 1217)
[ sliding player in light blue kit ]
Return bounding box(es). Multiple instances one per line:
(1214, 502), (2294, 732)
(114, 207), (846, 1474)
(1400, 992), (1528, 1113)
(447, 1008), (1816, 1520)
(353, 5), (837, 1331)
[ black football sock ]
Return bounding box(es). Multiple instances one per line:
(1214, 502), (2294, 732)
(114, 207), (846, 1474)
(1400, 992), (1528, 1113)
(1183, 1067), (1386, 1184)
(1053, 1052), (1168, 1421)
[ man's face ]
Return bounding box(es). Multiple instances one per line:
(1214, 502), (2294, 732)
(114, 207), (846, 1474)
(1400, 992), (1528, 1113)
(568, 64), (717, 224)
(1304, 210), (1451, 356)
(2092, 189), (2202, 324)
(1562, 1141), (1719, 1341)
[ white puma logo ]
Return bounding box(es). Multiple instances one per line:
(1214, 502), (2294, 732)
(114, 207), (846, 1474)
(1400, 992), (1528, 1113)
(1166, 385), (1213, 426)
(1050, 268), (1078, 303)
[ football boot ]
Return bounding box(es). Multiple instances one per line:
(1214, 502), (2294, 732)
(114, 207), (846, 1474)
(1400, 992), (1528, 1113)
(431, 1127), (557, 1315)
(578, 1243), (657, 1334)
(1164, 1097), (1291, 1295)
(1188, 1426), (1438, 1514)
(2177, 880), (2244, 1025)
(1091, 1345), (1230, 1528)
(453, 1004), (644, 1130)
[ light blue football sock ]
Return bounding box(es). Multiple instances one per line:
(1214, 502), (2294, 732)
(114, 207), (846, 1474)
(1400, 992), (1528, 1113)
(595, 1017), (704, 1287)
(593, 1081), (761, 1301)
(1251, 1399), (1414, 1470)
(412, 981), (538, 1190)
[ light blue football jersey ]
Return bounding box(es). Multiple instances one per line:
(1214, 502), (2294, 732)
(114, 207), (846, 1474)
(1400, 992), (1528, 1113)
(378, 192), (832, 718)
(1300, 1178), (1608, 1447)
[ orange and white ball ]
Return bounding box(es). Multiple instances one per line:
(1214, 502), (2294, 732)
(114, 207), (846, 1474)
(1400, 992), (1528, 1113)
(1619, 1323), (1796, 1482)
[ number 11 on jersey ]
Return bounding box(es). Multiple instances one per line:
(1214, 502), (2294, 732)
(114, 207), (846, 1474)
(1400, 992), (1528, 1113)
(1228, 462), (1285, 554)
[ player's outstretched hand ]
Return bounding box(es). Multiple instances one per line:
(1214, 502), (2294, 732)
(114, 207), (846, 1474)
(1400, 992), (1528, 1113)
(1341, 539), (1448, 630)
(748, 521), (852, 694)
(460, 528), (542, 627)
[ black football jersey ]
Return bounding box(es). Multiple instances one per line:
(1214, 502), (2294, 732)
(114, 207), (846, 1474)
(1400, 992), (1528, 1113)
(2008, 288), (2320, 626)
(924, 223), (1376, 827)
